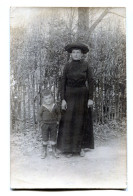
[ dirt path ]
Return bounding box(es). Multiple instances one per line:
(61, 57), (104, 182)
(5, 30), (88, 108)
(10, 135), (126, 189)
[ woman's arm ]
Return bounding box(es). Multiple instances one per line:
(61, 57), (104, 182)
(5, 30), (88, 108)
(87, 65), (94, 108)
(87, 65), (94, 100)
(61, 64), (68, 101)
(61, 64), (68, 110)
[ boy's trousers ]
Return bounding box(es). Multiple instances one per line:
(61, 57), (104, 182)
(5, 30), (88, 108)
(41, 123), (58, 145)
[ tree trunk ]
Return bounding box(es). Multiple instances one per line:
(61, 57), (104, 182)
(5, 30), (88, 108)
(77, 7), (89, 42)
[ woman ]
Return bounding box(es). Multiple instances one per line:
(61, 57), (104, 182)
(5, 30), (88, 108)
(57, 43), (94, 157)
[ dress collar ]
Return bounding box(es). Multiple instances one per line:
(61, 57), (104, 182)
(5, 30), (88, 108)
(72, 59), (81, 62)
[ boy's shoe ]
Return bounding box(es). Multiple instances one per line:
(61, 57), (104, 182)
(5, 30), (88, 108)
(41, 145), (47, 159)
(41, 151), (47, 159)
(80, 149), (85, 157)
(51, 145), (60, 158)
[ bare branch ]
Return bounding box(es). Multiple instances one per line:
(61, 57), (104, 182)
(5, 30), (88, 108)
(108, 11), (126, 18)
(89, 8), (111, 34)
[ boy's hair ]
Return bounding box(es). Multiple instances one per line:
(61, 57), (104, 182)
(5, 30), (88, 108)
(42, 89), (52, 97)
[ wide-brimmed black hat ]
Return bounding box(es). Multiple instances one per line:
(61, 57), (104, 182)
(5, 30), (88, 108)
(65, 43), (89, 54)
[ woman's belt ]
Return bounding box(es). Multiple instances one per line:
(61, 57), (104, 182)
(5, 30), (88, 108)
(66, 81), (86, 88)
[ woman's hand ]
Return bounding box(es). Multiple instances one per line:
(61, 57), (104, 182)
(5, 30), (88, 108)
(61, 99), (67, 110)
(87, 99), (93, 108)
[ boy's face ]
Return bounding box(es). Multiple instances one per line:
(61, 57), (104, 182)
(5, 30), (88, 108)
(71, 49), (83, 60)
(43, 94), (54, 105)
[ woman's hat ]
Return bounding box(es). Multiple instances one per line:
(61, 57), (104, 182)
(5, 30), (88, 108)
(65, 43), (89, 54)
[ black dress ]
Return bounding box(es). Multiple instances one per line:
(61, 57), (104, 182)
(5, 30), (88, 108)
(57, 59), (94, 153)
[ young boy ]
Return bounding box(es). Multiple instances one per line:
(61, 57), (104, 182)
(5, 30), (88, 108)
(38, 89), (60, 159)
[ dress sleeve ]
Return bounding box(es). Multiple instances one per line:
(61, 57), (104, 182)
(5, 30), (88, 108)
(87, 65), (94, 100)
(38, 106), (43, 122)
(54, 104), (61, 121)
(61, 64), (68, 100)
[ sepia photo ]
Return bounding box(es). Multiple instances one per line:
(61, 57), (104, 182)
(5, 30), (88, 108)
(10, 7), (126, 189)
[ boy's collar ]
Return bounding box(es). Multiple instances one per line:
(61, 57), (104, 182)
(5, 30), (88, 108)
(42, 103), (55, 112)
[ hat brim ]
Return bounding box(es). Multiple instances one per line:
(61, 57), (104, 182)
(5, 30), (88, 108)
(65, 43), (89, 54)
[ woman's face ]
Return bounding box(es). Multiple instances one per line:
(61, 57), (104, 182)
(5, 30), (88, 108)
(71, 49), (83, 60)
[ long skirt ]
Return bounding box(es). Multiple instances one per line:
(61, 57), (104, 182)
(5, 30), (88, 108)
(57, 86), (94, 153)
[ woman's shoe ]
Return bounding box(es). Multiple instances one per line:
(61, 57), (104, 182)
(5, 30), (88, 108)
(80, 149), (85, 157)
(66, 153), (73, 158)
(53, 152), (60, 158)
